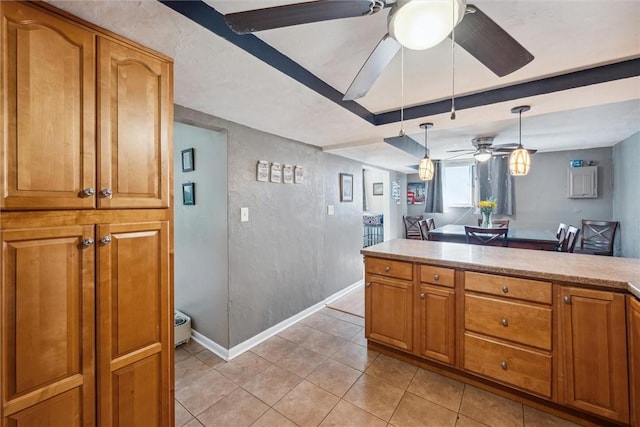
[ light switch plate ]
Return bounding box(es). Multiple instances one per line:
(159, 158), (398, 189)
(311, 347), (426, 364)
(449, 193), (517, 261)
(327, 205), (335, 215)
(240, 207), (249, 222)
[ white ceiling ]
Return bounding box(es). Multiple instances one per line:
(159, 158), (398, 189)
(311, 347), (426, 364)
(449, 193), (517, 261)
(48, 0), (640, 173)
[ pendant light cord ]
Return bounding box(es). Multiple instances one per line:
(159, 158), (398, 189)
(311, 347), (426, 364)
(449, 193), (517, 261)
(400, 47), (405, 136)
(518, 109), (523, 147)
(450, 0), (456, 120)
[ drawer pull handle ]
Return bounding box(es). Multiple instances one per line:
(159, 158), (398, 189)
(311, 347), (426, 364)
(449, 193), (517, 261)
(100, 236), (112, 245)
(81, 238), (94, 248)
(563, 296), (571, 304)
(82, 187), (95, 197)
(419, 292), (425, 300)
(365, 282), (371, 288)
(501, 286), (509, 294)
(101, 187), (113, 197)
(500, 361), (508, 370)
(384, 266), (390, 272)
(433, 274), (440, 281)
(501, 318), (509, 327)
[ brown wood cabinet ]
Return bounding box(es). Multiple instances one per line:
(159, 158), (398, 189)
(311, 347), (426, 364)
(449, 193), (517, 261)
(365, 258), (413, 351)
(416, 265), (455, 365)
(0, 2), (173, 426)
(558, 287), (629, 424)
(629, 295), (640, 427)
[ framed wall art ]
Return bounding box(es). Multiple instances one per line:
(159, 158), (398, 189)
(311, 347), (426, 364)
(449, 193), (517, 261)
(181, 148), (194, 172)
(407, 182), (426, 205)
(270, 162), (282, 183)
(283, 164), (294, 184)
(373, 182), (383, 196)
(256, 160), (269, 182)
(340, 173), (353, 202)
(294, 166), (304, 184)
(182, 182), (195, 205)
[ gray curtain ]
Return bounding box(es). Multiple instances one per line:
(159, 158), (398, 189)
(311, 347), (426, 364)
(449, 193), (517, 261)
(477, 156), (514, 215)
(424, 161), (444, 213)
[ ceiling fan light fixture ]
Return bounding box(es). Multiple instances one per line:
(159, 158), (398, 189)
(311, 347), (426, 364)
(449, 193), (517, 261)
(418, 122), (434, 181)
(474, 148), (492, 162)
(389, 0), (465, 50)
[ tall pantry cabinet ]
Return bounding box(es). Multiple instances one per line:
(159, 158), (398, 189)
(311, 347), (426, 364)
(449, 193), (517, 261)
(0, 2), (174, 426)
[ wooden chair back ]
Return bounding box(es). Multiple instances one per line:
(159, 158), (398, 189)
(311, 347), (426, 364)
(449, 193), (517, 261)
(464, 226), (509, 247)
(403, 215), (423, 240)
(426, 217), (436, 232)
(579, 220), (619, 256)
(418, 219), (430, 240)
(560, 226), (580, 253)
(477, 218), (510, 228)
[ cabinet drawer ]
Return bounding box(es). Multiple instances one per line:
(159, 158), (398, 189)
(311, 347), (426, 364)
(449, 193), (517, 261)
(465, 295), (551, 350)
(465, 272), (551, 304)
(464, 333), (551, 398)
(420, 265), (454, 288)
(365, 257), (413, 281)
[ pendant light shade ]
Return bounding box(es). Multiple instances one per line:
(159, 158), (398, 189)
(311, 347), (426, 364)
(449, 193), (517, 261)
(418, 122), (434, 181)
(509, 105), (531, 176)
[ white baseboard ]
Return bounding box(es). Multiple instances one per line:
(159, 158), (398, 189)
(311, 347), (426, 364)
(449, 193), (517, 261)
(189, 279), (364, 361)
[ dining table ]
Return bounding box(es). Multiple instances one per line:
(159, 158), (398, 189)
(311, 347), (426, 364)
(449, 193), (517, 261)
(428, 224), (560, 251)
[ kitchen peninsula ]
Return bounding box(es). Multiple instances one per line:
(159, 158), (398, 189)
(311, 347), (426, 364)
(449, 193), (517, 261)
(361, 239), (640, 426)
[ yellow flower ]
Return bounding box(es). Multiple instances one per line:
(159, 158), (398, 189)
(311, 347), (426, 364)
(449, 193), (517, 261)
(477, 200), (497, 210)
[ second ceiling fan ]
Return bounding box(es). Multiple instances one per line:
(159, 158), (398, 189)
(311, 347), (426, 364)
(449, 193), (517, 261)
(223, 0), (534, 101)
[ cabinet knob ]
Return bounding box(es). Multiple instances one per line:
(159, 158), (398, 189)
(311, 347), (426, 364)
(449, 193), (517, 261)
(365, 282), (371, 288)
(100, 236), (112, 245)
(82, 187), (95, 197)
(433, 274), (440, 281)
(384, 266), (390, 272)
(81, 238), (94, 248)
(101, 187), (113, 197)
(419, 293), (425, 300)
(501, 318), (509, 327)
(500, 361), (508, 370)
(563, 295), (571, 304)
(501, 286), (509, 294)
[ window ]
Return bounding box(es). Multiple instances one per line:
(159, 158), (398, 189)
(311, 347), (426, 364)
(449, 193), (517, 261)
(443, 161), (474, 209)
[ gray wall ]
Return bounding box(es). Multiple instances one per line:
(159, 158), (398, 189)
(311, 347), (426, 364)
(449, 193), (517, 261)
(175, 105), (363, 348)
(407, 147), (615, 235)
(363, 169), (385, 213)
(613, 132), (640, 258)
(174, 123), (229, 346)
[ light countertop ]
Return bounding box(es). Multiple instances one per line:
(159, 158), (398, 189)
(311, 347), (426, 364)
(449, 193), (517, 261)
(361, 239), (640, 299)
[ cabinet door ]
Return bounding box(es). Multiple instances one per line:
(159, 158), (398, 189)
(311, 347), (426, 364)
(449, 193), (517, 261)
(559, 287), (628, 423)
(1, 225), (95, 426)
(567, 166), (597, 198)
(97, 38), (171, 209)
(0, 2), (96, 210)
(628, 296), (640, 427)
(417, 284), (455, 365)
(365, 276), (413, 351)
(97, 221), (171, 427)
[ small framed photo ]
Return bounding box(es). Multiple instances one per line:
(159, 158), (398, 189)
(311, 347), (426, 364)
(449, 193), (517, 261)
(283, 164), (294, 184)
(256, 160), (269, 182)
(181, 148), (194, 172)
(270, 162), (282, 183)
(182, 182), (195, 205)
(340, 173), (353, 202)
(373, 182), (383, 196)
(294, 166), (304, 184)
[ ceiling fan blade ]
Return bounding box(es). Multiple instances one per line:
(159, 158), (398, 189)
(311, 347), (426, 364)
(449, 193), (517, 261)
(224, 0), (376, 34)
(493, 147), (538, 155)
(343, 33), (401, 101)
(446, 148), (475, 153)
(454, 4), (534, 77)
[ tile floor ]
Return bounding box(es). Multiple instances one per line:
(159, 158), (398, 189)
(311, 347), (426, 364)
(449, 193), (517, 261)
(175, 307), (583, 427)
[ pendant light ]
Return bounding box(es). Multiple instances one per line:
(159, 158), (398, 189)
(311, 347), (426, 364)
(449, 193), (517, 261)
(509, 105), (531, 176)
(418, 122), (434, 181)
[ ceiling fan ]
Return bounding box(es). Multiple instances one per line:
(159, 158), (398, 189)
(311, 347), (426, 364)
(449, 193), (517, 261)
(446, 136), (537, 162)
(222, 0), (534, 101)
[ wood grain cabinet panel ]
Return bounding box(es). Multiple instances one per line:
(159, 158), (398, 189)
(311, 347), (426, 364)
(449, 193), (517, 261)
(417, 284), (455, 365)
(4, 388), (83, 427)
(0, 1), (96, 210)
(627, 295), (640, 427)
(365, 275), (413, 351)
(465, 272), (551, 304)
(559, 287), (629, 424)
(1, 225), (95, 426)
(97, 221), (170, 427)
(97, 37), (171, 209)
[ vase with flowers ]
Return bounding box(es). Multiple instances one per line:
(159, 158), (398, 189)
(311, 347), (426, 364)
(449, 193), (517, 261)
(478, 199), (497, 228)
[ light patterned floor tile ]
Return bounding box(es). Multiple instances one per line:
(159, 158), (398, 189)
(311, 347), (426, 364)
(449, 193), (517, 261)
(242, 364), (303, 406)
(175, 356), (213, 390)
(175, 399), (194, 427)
(458, 386), (524, 427)
(407, 368), (465, 412)
(523, 406), (583, 427)
(389, 391), (458, 427)
(306, 359), (362, 397)
(331, 341), (379, 372)
(216, 351), (273, 385)
(301, 312), (363, 340)
(251, 409), (298, 427)
(195, 349), (225, 368)
(343, 374), (404, 422)
(276, 345), (328, 377)
(197, 388), (269, 427)
(274, 381), (340, 427)
(319, 400), (387, 427)
(175, 370), (238, 416)
(251, 336), (299, 363)
(364, 354), (418, 390)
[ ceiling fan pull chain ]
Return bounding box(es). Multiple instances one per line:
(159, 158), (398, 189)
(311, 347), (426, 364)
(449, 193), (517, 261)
(450, 0), (457, 120)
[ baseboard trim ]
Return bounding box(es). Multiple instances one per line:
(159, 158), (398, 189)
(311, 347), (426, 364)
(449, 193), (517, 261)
(189, 279), (363, 361)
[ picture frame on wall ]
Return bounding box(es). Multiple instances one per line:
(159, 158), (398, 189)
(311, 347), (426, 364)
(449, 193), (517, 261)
(181, 148), (195, 172)
(283, 164), (294, 184)
(372, 182), (383, 196)
(256, 160), (269, 182)
(340, 173), (353, 202)
(182, 182), (195, 205)
(407, 182), (426, 205)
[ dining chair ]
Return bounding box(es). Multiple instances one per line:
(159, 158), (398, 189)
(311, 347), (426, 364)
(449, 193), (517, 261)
(575, 220), (619, 256)
(476, 218), (510, 228)
(560, 225), (580, 253)
(403, 215), (423, 240)
(418, 219), (430, 240)
(555, 223), (568, 250)
(464, 226), (509, 247)
(426, 217), (436, 232)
